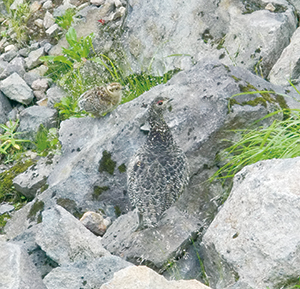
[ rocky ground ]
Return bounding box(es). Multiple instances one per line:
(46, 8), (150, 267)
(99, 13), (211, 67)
(1, 0), (300, 289)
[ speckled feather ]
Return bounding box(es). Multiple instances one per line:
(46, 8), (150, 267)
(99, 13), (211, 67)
(78, 82), (122, 117)
(127, 96), (189, 229)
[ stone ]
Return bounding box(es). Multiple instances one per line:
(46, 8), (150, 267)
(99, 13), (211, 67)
(4, 44), (16, 52)
(10, 0), (23, 9)
(34, 18), (44, 28)
(29, 64), (49, 77)
(200, 157), (300, 289)
(17, 105), (57, 141)
(46, 85), (67, 108)
(0, 242), (47, 289)
(0, 91), (12, 125)
(35, 205), (110, 265)
(18, 47), (30, 57)
(100, 265), (212, 289)
(0, 72), (34, 105)
(0, 49), (17, 62)
(23, 71), (40, 87)
(33, 90), (46, 100)
(80, 211), (111, 236)
(25, 47), (45, 70)
(43, 42), (53, 54)
(0, 57), (26, 80)
(30, 1), (41, 13)
(43, 11), (55, 29)
(42, 0), (53, 9)
(43, 255), (133, 289)
(45, 23), (60, 37)
(31, 78), (49, 91)
(269, 27), (300, 86)
(0, 204), (14, 215)
(102, 207), (200, 269)
(13, 154), (60, 199)
(90, 0), (105, 6)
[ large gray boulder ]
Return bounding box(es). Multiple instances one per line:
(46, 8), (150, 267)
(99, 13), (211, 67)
(200, 157), (300, 289)
(0, 72), (34, 105)
(0, 91), (12, 125)
(43, 255), (133, 289)
(0, 242), (47, 289)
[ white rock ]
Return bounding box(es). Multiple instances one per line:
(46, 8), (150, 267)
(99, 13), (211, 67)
(31, 78), (49, 91)
(45, 23), (60, 37)
(4, 44), (16, 52)
(25, 47), (45, 70)
(42, 0), (53, 9)
(80, 211), (111, 236)
(10, 0), (23, 10)
(44, 11), (55, 29)
(34, 19), (44, 28)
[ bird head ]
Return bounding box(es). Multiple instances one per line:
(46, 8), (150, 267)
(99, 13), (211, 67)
(106, 82), (123, 99)
(149, 96), (172, 115)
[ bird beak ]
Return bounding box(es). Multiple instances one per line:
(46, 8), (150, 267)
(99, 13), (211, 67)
(167, 98), (173, 103)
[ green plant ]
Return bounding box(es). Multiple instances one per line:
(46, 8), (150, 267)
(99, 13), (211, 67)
(55, 8), (76, 30)
(34, 125), (61, 156)
(0, 119), (31, 161)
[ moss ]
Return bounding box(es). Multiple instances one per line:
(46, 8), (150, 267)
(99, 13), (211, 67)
(0, 213), (10, 233)
(242, 97), (267, 108)
(27, 200), (44, 222)
(114, 205), (121, 217)
(93, 186), (109, 200)
(98, 150), (116, 175)
(229, 98), (240, 107)
(202, 28), (213, 43)
(118, 163), (126, 173)
(216, 37), (225, 50)
(40, 183), (49, 193)
(56, 198), (82, 218)
(230, 75), (241, 83)
(0, 159), (35, 203)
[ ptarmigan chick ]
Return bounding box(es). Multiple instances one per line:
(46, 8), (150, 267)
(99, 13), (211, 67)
(127, 96), (189, 230)
(78, 82), (123, 117)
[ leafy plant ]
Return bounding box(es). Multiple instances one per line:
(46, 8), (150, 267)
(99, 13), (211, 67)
(0, 119), (31, 160)
(55, 8), (76, 30)
(54, 96), (87, 120)
(34, 125), (61, 156)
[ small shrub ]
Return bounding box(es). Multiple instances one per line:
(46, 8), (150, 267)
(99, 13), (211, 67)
(55, 8), (76, 30)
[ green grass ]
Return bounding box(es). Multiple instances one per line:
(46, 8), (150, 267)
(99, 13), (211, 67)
(55, 8), (76, 30)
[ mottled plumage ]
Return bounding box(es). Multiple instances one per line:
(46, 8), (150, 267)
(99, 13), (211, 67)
(127, 96), (189, 230)
(78, 82), (123, 117)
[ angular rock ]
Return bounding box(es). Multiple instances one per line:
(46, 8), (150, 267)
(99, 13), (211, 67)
(80, 211), (111, 236)
(13, 154), (60, 199)
(23, 71), (41, 87)
(102, 207), (200, 270)
(0, 91), (12, 125)
(0, 242), (47, 289)
(45, 23), (60, 37)
(0, 203), (14, 215)
(0, 49), (17, 62)
(0, 72), (34, 105)
(269, 26), (300, 86)
(43, 11), (55, 29)
(43, 255), (133, 289)
(0, 57), (26, 80)
(201, 157), (300, 289)
(25, 47), (45, 70)
(42, 0), (53, 9)
(35, 205), (110, 265)
(100, 265), (212, 289)
(31, 78), (49, 91)
(17, 105), (57, 141)
(46, 85), (67, 108)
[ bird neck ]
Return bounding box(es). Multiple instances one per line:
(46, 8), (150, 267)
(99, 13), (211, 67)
(148, 113), (174, 145)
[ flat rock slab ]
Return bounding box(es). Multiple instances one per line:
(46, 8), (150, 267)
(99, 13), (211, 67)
(100, 265), (212, 289)
(0, 242), (46, 289)
(43, 255), (133, 289)
(102, 207), (200, 270)
(36, 205), (110, 265)
(201, 157), (300, 289)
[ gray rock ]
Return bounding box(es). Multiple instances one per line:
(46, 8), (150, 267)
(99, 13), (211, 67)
(80, 211), (111, 236)
(0, 204), (14, 215)
(0, 91), (12, 125)
(100, 265), (212, 289)
(23, 71), (41, 87)
(31, 78), (49, 91)
(0, 72), (34, 105)
(200, 157), (300, 289)
(0, 49), (17, 62)
(25, 47), (45, 70)
(0, 57), (26, 80)
(13, 154), (60, 199)
(46, 85), (67, 108)
(102, 207), (200, 270)
(0, 60), (8, 75)
(43, 255), (133, 289)
(42, 0), (53, 10)
(18, 47), (30, 57)
(45, 23), (60, 37)
(0, 242), (47, 289)
(35, 205), (110, 265)
(269, 27), (300, 86)
(17, 105), (57, 141)
(43, 11), (55, 29)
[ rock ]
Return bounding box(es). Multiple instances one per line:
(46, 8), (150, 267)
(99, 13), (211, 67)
(45, 23), (60, 37)
(30, 1), (41, 13)
(42, 0), (53, 9)
(102, 207), (200, 270)
(269, 27), (300, 86)
(31, 78), (49, 91)
(0, 91), (12, 125)
(10, 0), (23, 10)
(100, 265), (212, 289)
(13, 154), (60, 199)
(43, 255), (133, 289)
(0, 49), (17, 62)
(0, 57), (26, 80)
(90, 0), (105, 6)
(0, 204), (14, 215)
(4, 44), (16, 52)
(17, 105), (57, 141)
(46, 85), (67, 108)
(25, 47), (45, 70)
(34, 18), (44, 28)
(23, 71), (40, 87)
(35, 205), (110, 265)
(33, 90), (46, 100)
(0, 72), (34, 105)
(29, 64), (49, 77)
(80, 211), (111, 236)
(200, 157), (300, 289)
(43, 42), (53, 54)
(43, 11), (55, 29)
(0, 242), (47, 289)
(18, 47), (30, 57)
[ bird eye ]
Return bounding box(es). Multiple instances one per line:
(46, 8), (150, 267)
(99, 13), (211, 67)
(157, 100), (163, 106)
